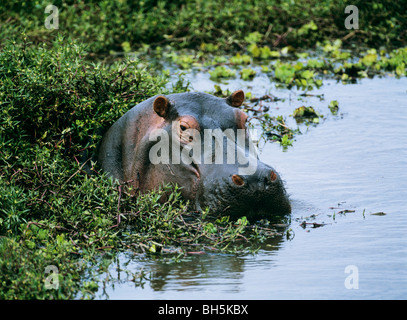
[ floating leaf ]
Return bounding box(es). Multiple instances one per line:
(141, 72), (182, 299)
(209, 66), (236, 81)
(248, 43), (260, 58)
(230, 53), (251, 65)
(274, 62), (296, 83)
(328, 100), (339, 114)
(300, 70), (314, 79)
(260, 46), (280, 59)
(293, 106), (321, 123)
(240, 68), (256, 80)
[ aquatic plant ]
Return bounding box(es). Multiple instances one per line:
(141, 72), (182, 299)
(240, 68), (257, 80)
(209, 65), (236, 81)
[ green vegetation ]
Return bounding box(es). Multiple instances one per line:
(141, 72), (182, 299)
(1, 0), (405, 53)
(1, 0), (406, 299)
(240, 68), (257, 80)
(292, 106), (322, 124)
(209, 65), (236, 81)
(328, 100), (339, 115)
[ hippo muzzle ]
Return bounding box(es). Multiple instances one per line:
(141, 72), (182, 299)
(195, 146), (291, 219)
(98, 90), (291, 220)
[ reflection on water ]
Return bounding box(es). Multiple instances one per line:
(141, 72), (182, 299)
(96, 76), (407, 300)
(98, 232), (285, 299)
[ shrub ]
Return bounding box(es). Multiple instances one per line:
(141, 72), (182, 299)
(0, 36), (172, 298)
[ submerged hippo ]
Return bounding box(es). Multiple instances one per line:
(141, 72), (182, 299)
(98, 90), (291, 219)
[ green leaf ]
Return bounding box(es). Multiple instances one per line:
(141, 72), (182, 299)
(300, 70), (314, 79)
(328, 100), (339, 114)
(248, 43), (261, 58)
(244, 31), (262, 44)
(240, 68), (256, 80)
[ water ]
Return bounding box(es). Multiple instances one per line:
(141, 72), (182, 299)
(96, 74), (407, 300)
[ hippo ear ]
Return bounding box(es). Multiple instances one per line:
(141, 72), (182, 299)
(226, 90), (245, 107)
(153, 95), (170, 118)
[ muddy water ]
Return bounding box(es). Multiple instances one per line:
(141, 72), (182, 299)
(96, 75), (407, 299)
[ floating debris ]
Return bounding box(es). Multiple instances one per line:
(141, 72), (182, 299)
(337, 209), (356, 214)
(370, 212), (387, 216)
(299, 221), (329, 229)
(328, 100), (339, 115)
(292, 106), (322, 124)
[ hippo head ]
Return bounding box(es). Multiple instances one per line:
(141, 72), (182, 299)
(98, 90), (291, 220)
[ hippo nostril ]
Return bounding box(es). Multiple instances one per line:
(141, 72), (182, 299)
(232, 174), (245, 186)
(270, 170), (277, 182)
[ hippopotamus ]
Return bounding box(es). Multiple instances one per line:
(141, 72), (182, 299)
(98, 90), (291, 220)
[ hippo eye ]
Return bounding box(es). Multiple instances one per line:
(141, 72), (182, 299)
(180, 125), (187, 131)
